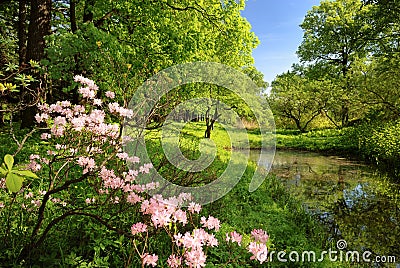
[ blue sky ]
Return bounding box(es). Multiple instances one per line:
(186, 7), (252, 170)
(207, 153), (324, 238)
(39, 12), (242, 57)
(241, 0), (321, 85)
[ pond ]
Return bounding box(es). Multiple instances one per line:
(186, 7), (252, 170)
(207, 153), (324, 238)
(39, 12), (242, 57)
(251, 149), (400, 264)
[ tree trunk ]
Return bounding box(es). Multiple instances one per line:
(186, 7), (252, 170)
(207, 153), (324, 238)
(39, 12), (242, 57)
(204, 103), (220, 139)
(70, 0), (81, 105)
(70, 0), (77, 33)
(83, 0), (95, 23)
(20, 0), (51, 128)
(26, 0), (51, 62)
(18, 0), (27, 66)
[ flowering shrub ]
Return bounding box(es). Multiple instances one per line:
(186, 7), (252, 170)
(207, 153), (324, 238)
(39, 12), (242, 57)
(0, 76), (270, 266)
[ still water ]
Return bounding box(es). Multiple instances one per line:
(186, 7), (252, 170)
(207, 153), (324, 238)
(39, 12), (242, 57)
(251, 149), (400, 263)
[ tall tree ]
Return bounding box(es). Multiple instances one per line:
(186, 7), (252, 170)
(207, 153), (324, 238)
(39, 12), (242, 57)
(20, 0), (52, 128)
(18, 0), (27, 66)
(297, 0), (376, 127)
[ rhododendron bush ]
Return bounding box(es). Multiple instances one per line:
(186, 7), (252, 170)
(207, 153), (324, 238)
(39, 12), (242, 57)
(0, 76), (270, 267)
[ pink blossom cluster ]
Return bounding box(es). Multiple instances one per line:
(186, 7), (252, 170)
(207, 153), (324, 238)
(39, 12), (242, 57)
(131, 222), (147, 235)
(98, 165), (156, 199)
(167, 254), (182, 268)
(251, 228), (269, 243)
(108, 102), (134, 118)
(74, 75), (99, 99)
(142, 253), (158, 267)
(226, 231), (243, 246)
(173, 228), (218, 267)
(248, 242), (268, 264)
(27, 154), (42, 172)
(34, 75), (126, 145)
(77, 156), (96, 174)
(224, 228), (270, 264)
(0, 178), (5, 189)
(200, 216), (220, 231)
(140, 194), (194, 228)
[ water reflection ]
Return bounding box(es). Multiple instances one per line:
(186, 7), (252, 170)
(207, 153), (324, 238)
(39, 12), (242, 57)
(250, 149), (400, 263)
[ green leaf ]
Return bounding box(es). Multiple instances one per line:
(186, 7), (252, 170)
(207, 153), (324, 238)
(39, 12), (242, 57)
(12, 169), (38, 178)
(0, 164), (7, 176)
(6, 172), (23, 193)
(4, 154), (14, 171)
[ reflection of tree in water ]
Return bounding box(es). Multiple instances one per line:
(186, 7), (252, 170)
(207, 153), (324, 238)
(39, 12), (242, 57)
(329, 183), (400, 260)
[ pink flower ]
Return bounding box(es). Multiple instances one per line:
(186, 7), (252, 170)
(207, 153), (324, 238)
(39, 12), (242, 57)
(173, 209), (188, 225)
(93, 98), (102, 106)
(126, 192), (143, 204)
(51, 125), (65, 137)
(200, 216), (220, 231)
(143, 182), (159, 190)
(167, 254), (182, 268)
(248, 242), (268, 264)
(28, 160), (41, 172)
(74, 75), (98, 91)
(251, 229), (269, 243)
(77, 157), (96, 174)
(116, 152), (128, 160)
(71, 116), (86, 131)
(139, 163), (153, 174)
(184, 249), (206, 268)
(142, 253), (158, 267)
(180, 229), (208, 250)
(40, 133), (51, 140)
(127, 156), (140, 163)
(38, 103), (49, 112)
(60, 101), (71, 107)
(105, 91), (115, 99)
(78, 87), (96, 99)
(29, 154), (40, 160)
(51, 198), (61, 203)
(131, 222), (147, 235)
(50, 103), (63, 113)
(35, 113), (48, 123)
(73, 105), (85, 114)
(108, 102), (120, 114)
(226, 231), (243, 246)
(118, 107), (133, 118)
(39, 190), (47, 195)
(31, 199), (41, 207)
(188, 202), (201, 214)
(54, 116), (67, 126)
(151, 209), (172, 228)
(206, 233), (218, 247)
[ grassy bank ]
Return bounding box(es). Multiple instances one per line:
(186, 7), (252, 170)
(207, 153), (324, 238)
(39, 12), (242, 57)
(274, 123), (400, 179)
(275, 128), (356, 155)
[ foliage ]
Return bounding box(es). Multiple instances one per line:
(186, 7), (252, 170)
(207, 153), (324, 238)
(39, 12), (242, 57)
(269, 70), (331, 132)
(0, 154), (38, 192)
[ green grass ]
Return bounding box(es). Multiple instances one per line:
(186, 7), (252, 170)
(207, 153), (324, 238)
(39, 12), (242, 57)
(275, 128), (357, 154)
